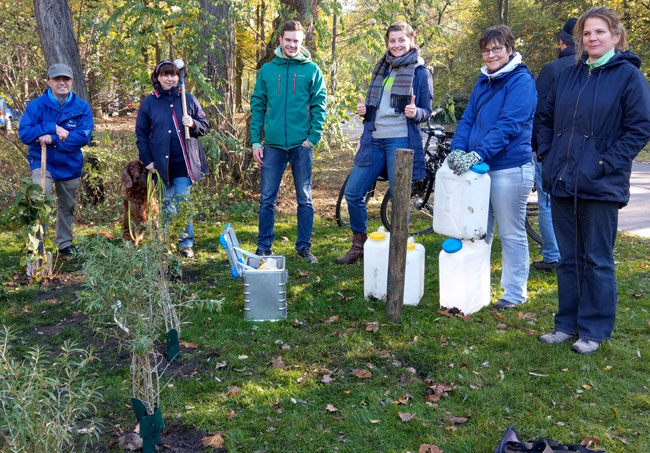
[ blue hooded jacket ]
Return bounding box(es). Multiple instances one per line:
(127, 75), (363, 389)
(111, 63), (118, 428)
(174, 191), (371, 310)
(451, 56), (536, 171)
(356, 65), (433, 180)
(537, 50), (650, 206)
(19, 90), (93, 181)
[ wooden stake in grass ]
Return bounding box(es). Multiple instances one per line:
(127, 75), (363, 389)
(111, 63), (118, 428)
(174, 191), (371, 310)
(386, 148), (413, 322)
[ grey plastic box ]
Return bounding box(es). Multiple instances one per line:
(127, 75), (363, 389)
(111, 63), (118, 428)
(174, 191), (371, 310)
(220, 224), (288, 321)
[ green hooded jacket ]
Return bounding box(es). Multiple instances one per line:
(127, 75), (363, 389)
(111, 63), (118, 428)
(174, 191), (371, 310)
(250, 46), (327, 150)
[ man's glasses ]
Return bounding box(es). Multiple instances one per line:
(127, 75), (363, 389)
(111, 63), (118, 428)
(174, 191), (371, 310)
(481, 46), (505, 56)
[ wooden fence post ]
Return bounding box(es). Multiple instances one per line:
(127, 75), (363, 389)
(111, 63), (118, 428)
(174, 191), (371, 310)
(385, 148), (413, 322)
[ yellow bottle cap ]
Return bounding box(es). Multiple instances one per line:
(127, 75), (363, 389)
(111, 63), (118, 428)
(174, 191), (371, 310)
(407, 242), (416, 250)
(368, 231), (386, 241)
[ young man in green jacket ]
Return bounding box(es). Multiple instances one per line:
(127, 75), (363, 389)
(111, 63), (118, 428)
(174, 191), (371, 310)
(250, 20), (327, 263)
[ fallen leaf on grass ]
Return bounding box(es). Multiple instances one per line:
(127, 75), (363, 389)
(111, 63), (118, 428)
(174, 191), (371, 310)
(581, 436), (601, 448)
(324, 315), (339, 324)
(632, 293), (643, 299)
(398, 412), (416, 423)
(238, 354), (248, 359)
(272, 357), (285, 368)
(517, 312), (538, 319)
(215, 361), (227, 369)
(444, 414), (469, 425)
(352, 369), (372, 379)
(400, 374), (413, 385)
(298, 270), (309, 278)
(394, 394), (412, 405)
(582, 384), (592, 390)
(610, 407), (617, 416)
(325, 404), (338, 413)
(365, 321), (379, 332)
(529, 372), (548, 377)
(226, 386), (241, 396)
(202, 433), (225, 448)
(419, 444), (443, 453)
(423, 380), (456, 404)
(22, 305), (30, 313)
(647, 320), (650, 329)
(321, 374), (335, 384)
(179, 341), (198, 349)
(226, 410), (236, 420)
(437, 309), (454, 318)
(282, 344), (291, 350)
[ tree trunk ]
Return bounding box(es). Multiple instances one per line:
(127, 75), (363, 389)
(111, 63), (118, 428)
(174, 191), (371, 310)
(330, 13), (337, 95)
(33, 0), (90, 104)
(496, 0), (508, 25)
(199, 0), (236, 136)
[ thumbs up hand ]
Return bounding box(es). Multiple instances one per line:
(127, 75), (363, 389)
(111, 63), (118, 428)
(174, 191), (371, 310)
(356, 94), (366, 116)
(404, 95), (416, 118)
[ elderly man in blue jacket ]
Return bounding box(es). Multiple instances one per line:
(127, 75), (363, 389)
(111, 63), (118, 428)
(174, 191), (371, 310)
(19, 63), (94, 256)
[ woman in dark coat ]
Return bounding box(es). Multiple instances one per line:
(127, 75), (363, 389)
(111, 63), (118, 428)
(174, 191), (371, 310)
(336, 22), (433, 264)
(136, 60), (209, 257)
(537, 7), (650, 354)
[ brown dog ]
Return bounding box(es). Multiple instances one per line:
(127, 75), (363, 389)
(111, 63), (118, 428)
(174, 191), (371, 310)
(121, 160), (159, 246)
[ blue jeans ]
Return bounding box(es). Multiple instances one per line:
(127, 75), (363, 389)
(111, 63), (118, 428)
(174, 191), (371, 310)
(485, 162), (534, 304)
(345, 137), (409, 233)
(534, 160), (560, 262)
(551, 196), (618, 341)
(258, 146), (313, 252)
(163, 177), (193, 248)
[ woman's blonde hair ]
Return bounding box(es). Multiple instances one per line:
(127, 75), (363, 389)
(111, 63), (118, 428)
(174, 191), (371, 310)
(574, 7), (627, 61)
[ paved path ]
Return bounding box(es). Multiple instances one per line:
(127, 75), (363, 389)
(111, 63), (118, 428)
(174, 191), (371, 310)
(620, 161), (650, 238)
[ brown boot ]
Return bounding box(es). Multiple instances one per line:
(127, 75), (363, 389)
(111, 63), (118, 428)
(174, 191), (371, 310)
(336, 232), (367, 264)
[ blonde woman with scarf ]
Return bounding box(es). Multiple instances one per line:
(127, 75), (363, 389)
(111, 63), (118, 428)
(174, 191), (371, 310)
(336, 22), (433, 264)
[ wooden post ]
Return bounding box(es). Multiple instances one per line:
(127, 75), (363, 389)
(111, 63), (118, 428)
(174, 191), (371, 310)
(386, 148), (413, 322)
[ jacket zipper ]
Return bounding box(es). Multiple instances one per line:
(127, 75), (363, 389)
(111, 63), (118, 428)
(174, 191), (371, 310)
(277, 74), (281, 94)
(293, 74), (296, 94)
(558, 69), (592, 182)
(284, 62), (289, 149)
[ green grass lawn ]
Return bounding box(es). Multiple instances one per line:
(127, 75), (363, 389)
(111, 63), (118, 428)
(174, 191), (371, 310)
(1, 213), (649, 452)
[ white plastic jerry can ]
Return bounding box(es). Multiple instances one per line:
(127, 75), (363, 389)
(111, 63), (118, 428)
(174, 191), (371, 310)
(363, 227), (390, 300)
(403, 237), (425, 306)
(439, 237), (491, 315)
(433, 160), (491, 240)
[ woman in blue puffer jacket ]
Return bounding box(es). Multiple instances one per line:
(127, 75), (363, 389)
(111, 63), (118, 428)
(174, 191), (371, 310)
(136, 60), (210, 257)
(537, 7), (650, 354)
(447, 25), (536, 310)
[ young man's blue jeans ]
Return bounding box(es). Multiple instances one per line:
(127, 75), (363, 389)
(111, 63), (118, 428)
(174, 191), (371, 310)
(163, 176), (193, 249)
(345, 137), (408, 233)
(485, 162), (534, 304)
(534, 160), (560, 263)
(258, 145), (313, 252)
(551, 196), (618, 342)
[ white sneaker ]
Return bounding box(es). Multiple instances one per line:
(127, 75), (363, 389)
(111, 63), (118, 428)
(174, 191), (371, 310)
(572, 338), (600, 354)
(539, 331), (575, 344)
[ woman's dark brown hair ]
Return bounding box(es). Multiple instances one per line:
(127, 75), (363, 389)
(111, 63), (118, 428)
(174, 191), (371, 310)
(479, 24), (515, 53)
(574, 7), (627, 61)
(150, 60), (180, 87)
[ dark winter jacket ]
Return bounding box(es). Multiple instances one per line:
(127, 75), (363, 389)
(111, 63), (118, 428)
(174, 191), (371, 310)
(537, 51), (650, 206)
(136, 86), (210, 185)
(250, 47), (327, 150)
(532, 46), (576, 152)
(19, 90), (93, 181)
(356, 65), (433, 180)
(450, 58), (536, 171)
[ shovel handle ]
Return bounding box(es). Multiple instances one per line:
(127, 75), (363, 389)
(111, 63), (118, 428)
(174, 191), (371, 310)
(40, 142), (47, 190)
(180, 78), (190, 141)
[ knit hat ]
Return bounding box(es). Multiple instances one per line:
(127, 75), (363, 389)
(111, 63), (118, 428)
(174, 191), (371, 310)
(560, 18), (577, 46)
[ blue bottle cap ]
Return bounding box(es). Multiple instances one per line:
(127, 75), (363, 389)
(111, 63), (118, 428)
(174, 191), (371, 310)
(219, 234), (228, 250)
(441, 238), (463, 253)
(470, 162), (490, 174)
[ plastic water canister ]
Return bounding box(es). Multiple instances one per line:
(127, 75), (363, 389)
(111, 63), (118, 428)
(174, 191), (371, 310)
(433, 160), (491, 240)
(439, 238), (491, 315)
(364, 227), (390, 300)
(403, 238), (425, 306)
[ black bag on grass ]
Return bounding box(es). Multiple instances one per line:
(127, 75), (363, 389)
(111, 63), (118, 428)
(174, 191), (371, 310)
(495, 426), (605, 453)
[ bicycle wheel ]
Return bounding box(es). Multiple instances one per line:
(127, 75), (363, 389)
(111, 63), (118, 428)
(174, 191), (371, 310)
(380, 177), (435, 236)
(525, 201), (543, 246)
(335, 173), (378, 228)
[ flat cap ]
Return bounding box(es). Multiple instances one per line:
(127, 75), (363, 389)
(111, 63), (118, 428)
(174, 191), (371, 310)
(47, 63), (73, 79)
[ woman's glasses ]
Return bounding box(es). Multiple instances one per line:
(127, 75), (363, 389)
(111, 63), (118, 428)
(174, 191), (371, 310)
(481, 46), (505, 56)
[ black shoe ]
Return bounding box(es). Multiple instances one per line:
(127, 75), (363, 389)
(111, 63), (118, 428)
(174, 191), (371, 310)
(255, 248), (272, 256)
(180, 247), (194, 258)
(494, 299), (519, 310)
(298, 248), (318, 263)
(532, 260), (558, 271)
(58, 245), (78, 257)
